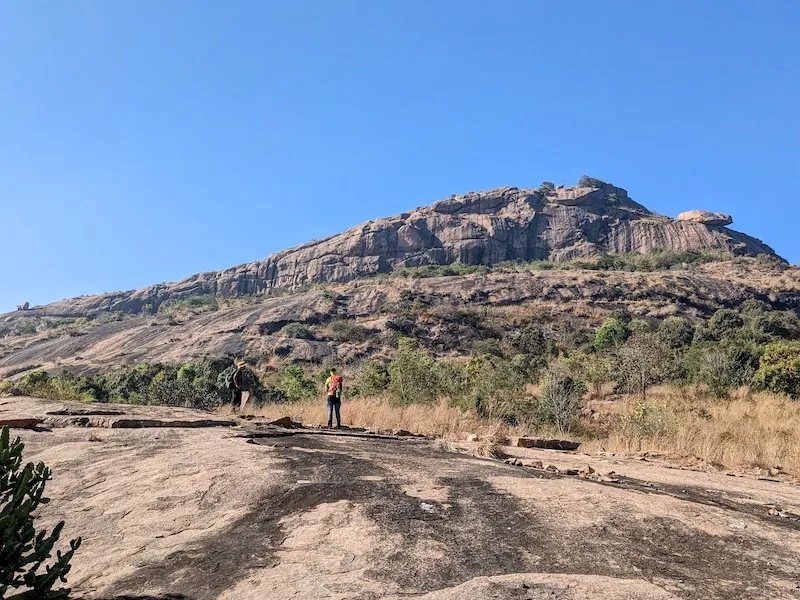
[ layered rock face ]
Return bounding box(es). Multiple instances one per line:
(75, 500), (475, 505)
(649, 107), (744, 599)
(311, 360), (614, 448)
(30, 182), (778, 315)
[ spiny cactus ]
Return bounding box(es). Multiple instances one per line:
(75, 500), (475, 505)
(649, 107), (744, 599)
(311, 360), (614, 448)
(0, 426), (81, 599)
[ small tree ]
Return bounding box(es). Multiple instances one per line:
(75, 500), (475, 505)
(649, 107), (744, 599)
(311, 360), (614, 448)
(350, 360), (390, 397)
(1, 426), (81, 599)
(538, 181), (555, 194)
(616, 333), (670, 400)
(577, 175), (606, 188)
(536, 364), (586, 435)
(279, 365), (317, 401)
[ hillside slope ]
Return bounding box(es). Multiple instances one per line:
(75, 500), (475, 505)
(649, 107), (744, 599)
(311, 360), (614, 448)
(2, 258), (797, 377)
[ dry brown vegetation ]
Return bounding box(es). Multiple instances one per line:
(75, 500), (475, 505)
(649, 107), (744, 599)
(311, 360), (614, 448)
(243, 386), (800, 478)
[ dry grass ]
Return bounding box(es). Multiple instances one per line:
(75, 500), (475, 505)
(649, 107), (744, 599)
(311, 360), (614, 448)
(242, 395), (528, 440)
(241, 386), (800, 478)
(582, 386), (800, 477)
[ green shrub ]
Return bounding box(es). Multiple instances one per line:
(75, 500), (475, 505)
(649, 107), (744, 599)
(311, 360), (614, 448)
(594, 317), (627, 350)
(157, 294), (218, 314)
(538, 181), (555, 194)
(512, 324), (548, 357)
(0, 426), (81, 599)
(280, 365), (317, 401)
(326, 320), (371, 343)
(657, 317), (694, 349)
(562, 352), (613, 397)
(747, 311), (800, 343)
(577, 175), (606, 188)
(176, 363), (197, 382)
(457, 354), (532, 423)
(695, 309), (745, 343)
(279, 323), (314, 340)
(472, 338), (505, 357)
(388, 338), (440, 405)
(350, 360), (390, 397)
(754, 341), (800, 398)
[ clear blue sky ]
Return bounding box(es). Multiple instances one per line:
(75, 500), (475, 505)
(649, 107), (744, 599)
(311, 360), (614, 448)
(2, 1), (798, 312)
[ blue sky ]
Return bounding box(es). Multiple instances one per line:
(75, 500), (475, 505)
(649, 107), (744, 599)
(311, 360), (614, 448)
(1, 1), (798, 312)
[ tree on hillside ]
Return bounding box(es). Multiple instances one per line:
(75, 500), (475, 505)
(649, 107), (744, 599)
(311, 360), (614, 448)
(616, 333), (671, 400)
(594, 317), (628, 351)
(754, 341), (800, 399)
(1, 426), (81, 599)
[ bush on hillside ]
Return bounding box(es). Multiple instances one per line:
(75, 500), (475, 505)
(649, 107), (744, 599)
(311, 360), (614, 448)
(657, 317), (694, 349)
(512, 324), (548, 357)
(350, 360), (390, 397)
(388, 338), (440, 405)
(326, 320), (371, 343)
(577, 175), (606, 188)
(753, 341), (800, 399)
(279, 323), (314, 340)
(457, 354), (531, 423)
(279, 365), (317, 401)
(594, 317), (628, 351)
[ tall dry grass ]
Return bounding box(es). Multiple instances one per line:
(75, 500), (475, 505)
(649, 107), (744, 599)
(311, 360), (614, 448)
(241, 387), (800, 478)
(242, 395), (528, 439)
(581, 386), (800, 477)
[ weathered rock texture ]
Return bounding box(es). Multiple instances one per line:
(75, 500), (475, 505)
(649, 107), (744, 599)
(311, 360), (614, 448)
(677, 210), (734, 227)
(19, 182), (777, 316)
(5, 396), (800, 599)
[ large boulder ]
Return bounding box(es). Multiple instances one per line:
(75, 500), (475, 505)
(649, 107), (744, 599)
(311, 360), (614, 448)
(677, 210), (733, 227)
(551, 186), (604, 206)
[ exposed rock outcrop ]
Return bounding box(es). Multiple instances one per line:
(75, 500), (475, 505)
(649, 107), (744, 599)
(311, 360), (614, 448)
(677, 210), (734, 227)
(7, 182), (779, 316)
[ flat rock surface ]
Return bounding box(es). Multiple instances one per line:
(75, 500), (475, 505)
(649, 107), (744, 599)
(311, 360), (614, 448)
(4, 397), (800, 600)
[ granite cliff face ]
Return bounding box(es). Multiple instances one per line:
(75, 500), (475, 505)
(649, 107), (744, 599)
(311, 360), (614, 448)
(24, 182), (779, 315)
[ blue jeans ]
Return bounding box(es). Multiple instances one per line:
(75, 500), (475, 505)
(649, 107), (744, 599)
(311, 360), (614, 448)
(327, 395), (341, 428)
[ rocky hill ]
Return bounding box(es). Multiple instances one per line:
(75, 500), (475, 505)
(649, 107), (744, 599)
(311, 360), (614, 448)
(13, 180), (780, 317)
(1, 179), (795, 376)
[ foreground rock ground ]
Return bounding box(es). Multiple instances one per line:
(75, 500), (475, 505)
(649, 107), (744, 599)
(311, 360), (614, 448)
(3, 397), (800, 599)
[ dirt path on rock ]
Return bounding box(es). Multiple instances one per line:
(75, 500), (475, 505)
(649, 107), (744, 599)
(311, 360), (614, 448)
(3, 397), (800, 599)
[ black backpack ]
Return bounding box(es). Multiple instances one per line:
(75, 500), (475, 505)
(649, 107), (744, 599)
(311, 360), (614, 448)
(224, 368), (240, 390)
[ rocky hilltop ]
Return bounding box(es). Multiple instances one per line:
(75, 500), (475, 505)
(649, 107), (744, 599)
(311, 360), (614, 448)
(23, 180), (778, 316)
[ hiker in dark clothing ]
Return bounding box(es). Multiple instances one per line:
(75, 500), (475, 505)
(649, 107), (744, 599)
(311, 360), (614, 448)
(325, 368), (343, 429)
(229, 361), (247, 411)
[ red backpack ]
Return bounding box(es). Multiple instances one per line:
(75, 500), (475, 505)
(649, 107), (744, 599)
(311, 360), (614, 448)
(328, 374), (343, 398)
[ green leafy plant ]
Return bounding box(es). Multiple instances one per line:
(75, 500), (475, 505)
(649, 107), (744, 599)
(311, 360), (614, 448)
(594, 317), (628, 350)
(1, 426), (81, 599)
(388, 338), (440, 405)
(754, 341), (800, 399)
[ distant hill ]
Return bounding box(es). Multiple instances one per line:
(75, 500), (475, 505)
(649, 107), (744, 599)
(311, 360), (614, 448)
(9, 179), (782, 317)
(1, 179), (795, 377)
